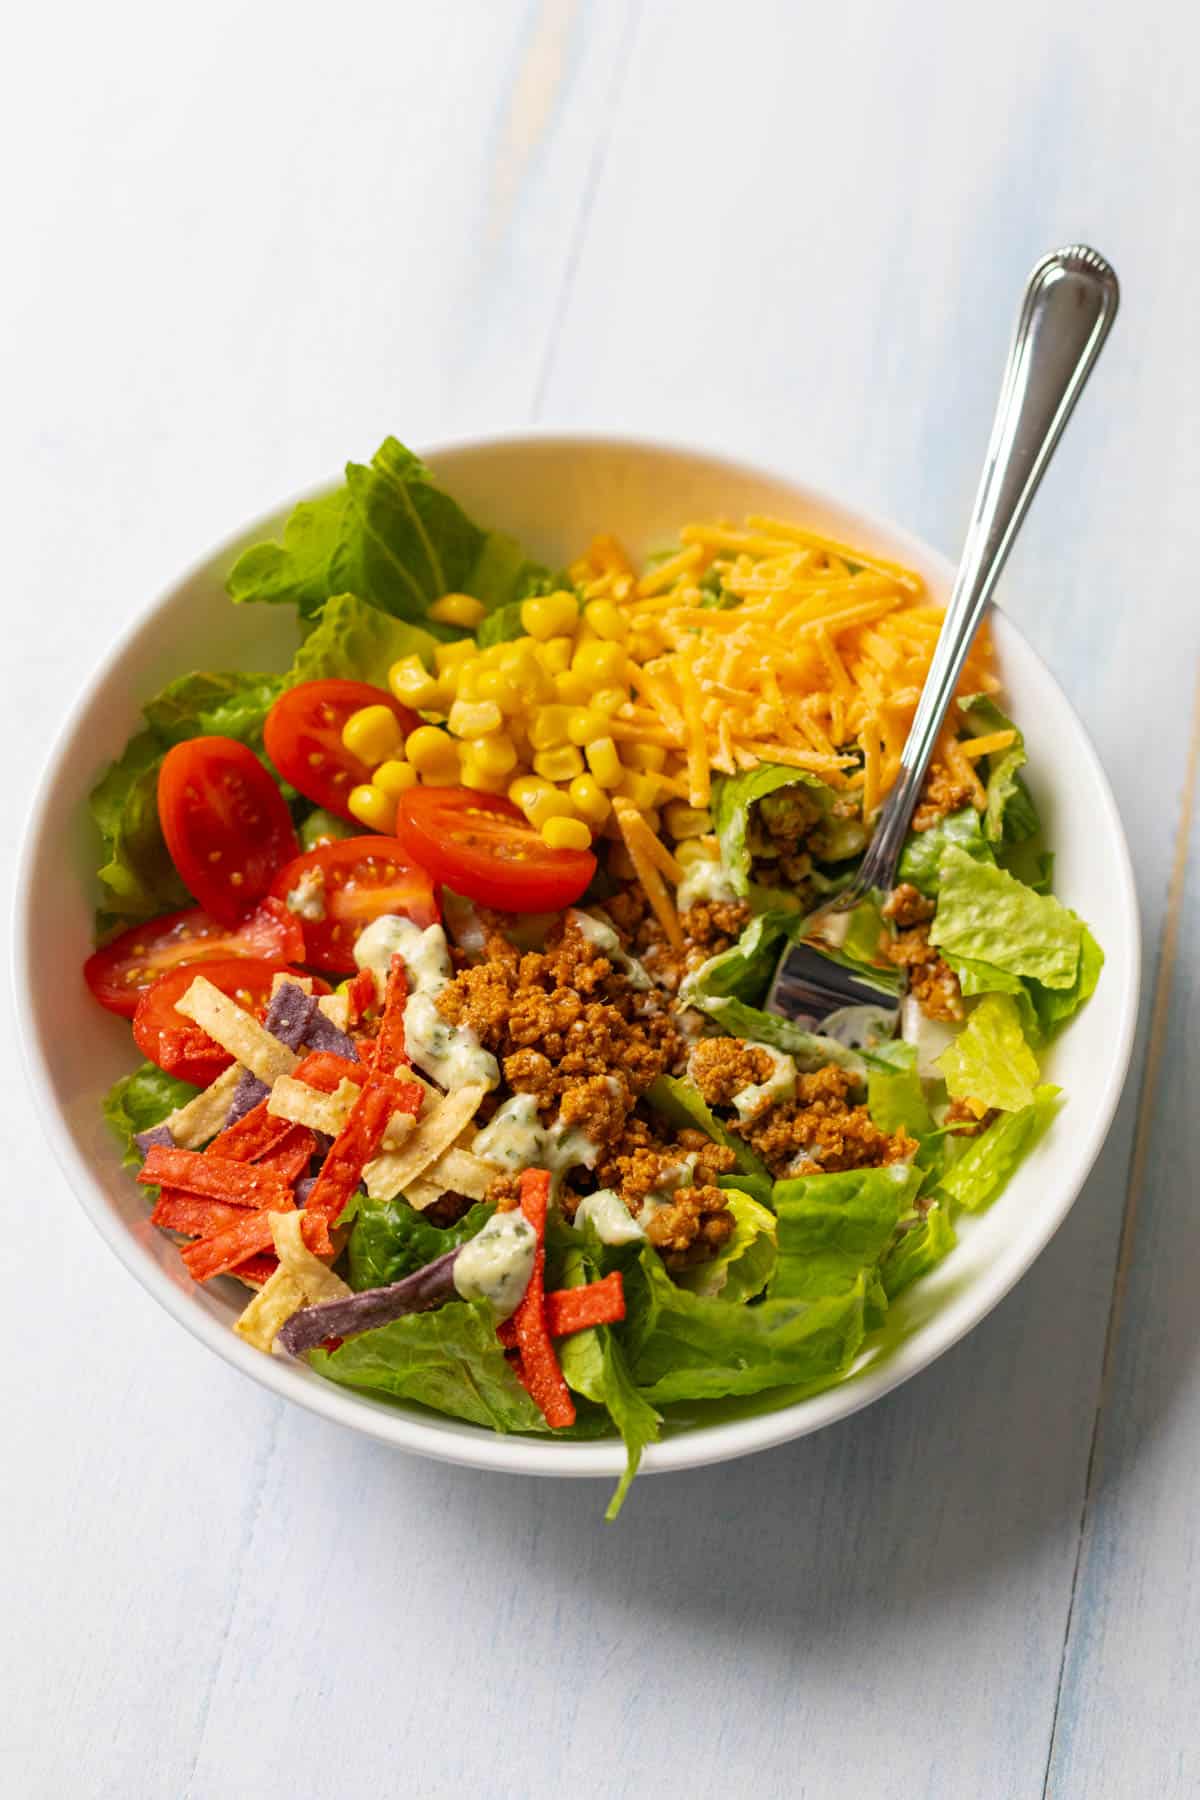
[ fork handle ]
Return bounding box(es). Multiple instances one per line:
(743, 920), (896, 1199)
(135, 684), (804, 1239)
(854, 244), (1120, 892)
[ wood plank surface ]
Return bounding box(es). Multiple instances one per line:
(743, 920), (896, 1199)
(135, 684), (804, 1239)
(2, 3), (1198, 1796)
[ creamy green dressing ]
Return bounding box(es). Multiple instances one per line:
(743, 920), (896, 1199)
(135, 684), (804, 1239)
(569, 908), (652, 989)
(451, 1210), (537, 1318)
(573, 1187), (645, 1245)
(353, 916), (499, 1092)
(731, 1041), (797, 1120)
(675, 857), (739, 913)
(471, 1092), (599, 1181)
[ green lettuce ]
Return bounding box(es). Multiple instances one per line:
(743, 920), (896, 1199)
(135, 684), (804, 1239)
(896, 805), (994, 897)
(298, 808), (358, 850)
(936, 992), (1041, 1113)
(769, 1163), (921, 1301)
(644, 1073), (768, 1176)
(624, 1250), (869, 1403)
(867, 1049), (935, 1140)
(1030, 923), (1104, 1036)
(288, 590), (438, 685)
(929, 846), (1083, 989)
(961, 695), (1039, 844)
(557, 1243), (662, 1519)
(675, 1189), (778, 1303)
(103, 1062), (198, 1167)
(939, 1085), (1062, 1210)
(227, 436), (550, 624)
(880, 1202), (956, 1300)
(342, 1193), (494, 1291)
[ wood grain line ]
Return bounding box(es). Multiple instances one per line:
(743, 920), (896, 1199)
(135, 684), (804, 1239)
(530, 0), (643, 418)
(1041, 654), (1200, 1798)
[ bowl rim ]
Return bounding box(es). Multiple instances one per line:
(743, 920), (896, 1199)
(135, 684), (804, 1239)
(12, 426), (1142, 1479)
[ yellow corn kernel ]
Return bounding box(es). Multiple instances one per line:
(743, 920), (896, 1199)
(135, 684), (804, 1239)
(585, 736), (623, 789)
(428, 592), (485, 629)
(341, 705), (403, 766)
(617, 769), (661, 811)
(500, 642), (555, 703)
(520, 590), (579, 641)
(663, 801), (713, 839)
(508, 773), (544, 808)
(532, 744), (585, 783)
(433, 639), (478, 675)
(590, 686), (627, 716)
(583, 599), (630, 641)
(542, 815), (592, 852)
(572, 640), (628, 688)
(347, 783), (397, 832)
(566, 706), (609, 746)
(448, 698), (503, 739)
(460, 758), (510, 795)
(536, 635), (575, 676)
(405, 725), (461, 783)
(628, 628), (663, 663)
(389, 655), (442, 710)
(553, 669), (594, 706)
(623, 742), (667, 773)
(521, 784), (578, 830)
(675, 835), (720, 868)
(568, 773), (610, 824)
(466, 732), (518, 777)
(474, 668), (521, 714)
(528, 705), (573, 750)
(373, 759), (419, 798)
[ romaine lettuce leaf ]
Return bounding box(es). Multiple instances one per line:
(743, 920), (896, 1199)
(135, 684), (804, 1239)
(557, 1243), (662, 1519)
(879, 1202), (956, 1300)
(960, 695), (1039, 844)
(1030, 923), (1104, 1036)
(288, 590), (438, 686)
(769, 1162), (921, 1301)
(644, 1073), (769, 1176)
(342, 1193), (493, 1291)
(867, 1052), (935, 1139)
(675, 1189), (778, 1303)
(298, 808), (358, 850)
(896, 805), (994, 897)
(936, 992), (1041, 1113)
(938, 1084), (1062, 1210)
(624, 1249), (869, 1403)
(929, 846), (1082, 989)
(103, 1062), (198, 1166)
(712, 763), (835, 904)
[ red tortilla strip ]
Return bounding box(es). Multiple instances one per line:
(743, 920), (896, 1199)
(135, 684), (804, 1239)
(303, 1075), (423, 1236)
(257, 1123), (318, 1184)
(507, 1169), (575, 1429)
(151, 1191), (247, 1238)
(346, 967), (376, 1027)
(546, 1272), (626, 1337)
(232, 1254), (278, 1287)
(178, 1202), (334, 1283)
(292, 1049), (367, 1094)
(138, 1146), (293, 1210)
(208, 1097), (305, 1164)
(370, 955), (410, 1075)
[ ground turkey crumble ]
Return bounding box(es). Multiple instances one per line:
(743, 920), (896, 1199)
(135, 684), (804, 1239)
(881, 882), (964, 1023)
(688, 1042), (916, 1179)
(604, 882), (750, 993)
(911, 760), (978, 833)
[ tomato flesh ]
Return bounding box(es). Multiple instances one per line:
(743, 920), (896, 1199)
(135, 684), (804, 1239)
(132, 958), (316, 1089)
(264, 681), (419, 821)
(83, 899), (304, 1018)
(269, 837), (440, 973)
(393, 787), (595, 912)
(158, 736), (299, 926)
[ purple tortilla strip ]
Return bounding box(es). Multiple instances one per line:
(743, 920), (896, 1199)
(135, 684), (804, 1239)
(222, 980), (319, 1127)
(224, 1068), (269, 1128)
(134, 1122), (175, 1156)
(303, 1010), (358, 1059)
(277, 1250), (461, 1356)
(294, 1175), (319, 1207)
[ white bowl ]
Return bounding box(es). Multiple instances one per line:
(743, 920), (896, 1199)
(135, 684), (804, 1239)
(13, 433), (1140, 1480)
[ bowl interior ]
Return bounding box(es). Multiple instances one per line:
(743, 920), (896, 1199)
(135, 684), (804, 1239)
(14, 435), (1140, 1478)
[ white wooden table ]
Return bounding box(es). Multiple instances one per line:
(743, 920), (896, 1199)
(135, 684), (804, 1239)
(4, 4), (1198, 1795)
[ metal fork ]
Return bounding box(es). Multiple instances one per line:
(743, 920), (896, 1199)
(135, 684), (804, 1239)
(767, 244), (1120, 1035)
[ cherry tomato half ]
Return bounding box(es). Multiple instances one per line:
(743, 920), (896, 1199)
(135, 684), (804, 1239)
(157, 737), (299, 926)
(393, 787), (595, 912)
(132, 958), (323, 1088)
(269, 836), (440, 973)
(263, 681), (418, 822)
(83, 899), (305, 1019)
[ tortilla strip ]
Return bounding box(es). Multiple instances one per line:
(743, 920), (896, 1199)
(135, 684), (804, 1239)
(363, 1084), (488, 1201)
(316, 991), (350, 1031)
(405, 1147), (499, 1210)
(271, 971), (313, 995)
(176, 976), (300, 1084)
(163, 1064), (243, 1149)
(234, 1212), (352, 1353)
(268, 1074), (417, 1152)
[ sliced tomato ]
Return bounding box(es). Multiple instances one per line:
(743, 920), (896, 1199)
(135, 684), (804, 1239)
(157, 737), (299, 926)
(264, 681), (419, 821)
(83, 899), (304, 1018)
(393, 787), (595, 912)
(132, 958), (299, 1088)
(269, 837), (439, 973)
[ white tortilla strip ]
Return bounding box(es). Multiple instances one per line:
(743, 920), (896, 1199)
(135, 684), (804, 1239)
(267, 1074), (417, 1151)
(316, 991), (350, 1031)
(163, 1063), (242, 1149)
(271, 971), (313, 995)
(363, 1084), (488, 1202)
(177, 976), (300, 1083)
(234, 1213), (351, 1353)
(405, 1147), (499, 1211)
